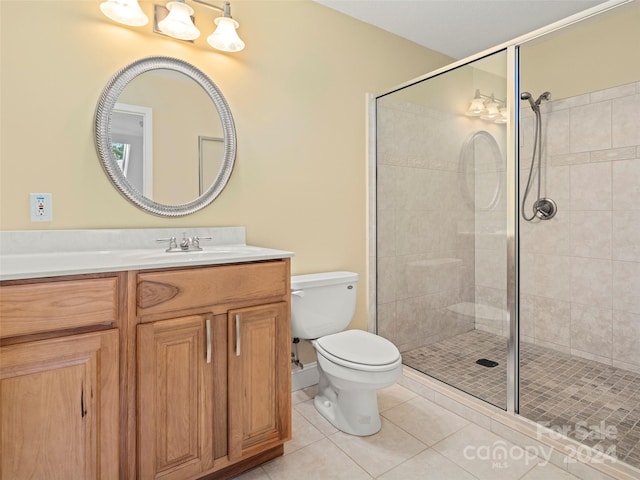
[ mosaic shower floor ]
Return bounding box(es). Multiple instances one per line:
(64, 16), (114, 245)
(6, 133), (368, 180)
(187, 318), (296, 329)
(402, 330), (640, 469)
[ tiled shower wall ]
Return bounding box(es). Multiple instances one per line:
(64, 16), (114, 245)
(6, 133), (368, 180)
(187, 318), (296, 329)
(518, 81), (640, 372)
(376, 96), (507, 353)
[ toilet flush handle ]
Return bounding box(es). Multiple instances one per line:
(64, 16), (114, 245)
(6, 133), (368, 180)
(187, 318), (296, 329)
(292, 290), (305, 298)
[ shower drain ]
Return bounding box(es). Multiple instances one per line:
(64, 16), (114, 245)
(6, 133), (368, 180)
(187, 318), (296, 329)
(476, 358), (499, 368)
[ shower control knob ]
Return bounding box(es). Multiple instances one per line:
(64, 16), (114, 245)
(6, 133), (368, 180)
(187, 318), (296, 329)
(533, 198), (558, 220)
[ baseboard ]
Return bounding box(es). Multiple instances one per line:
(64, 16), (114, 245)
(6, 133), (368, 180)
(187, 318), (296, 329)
(291, 361), (319, 391)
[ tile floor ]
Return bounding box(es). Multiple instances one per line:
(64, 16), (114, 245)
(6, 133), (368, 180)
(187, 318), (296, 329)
(231, 383), (583, 480)
(402, 330), (640, 468)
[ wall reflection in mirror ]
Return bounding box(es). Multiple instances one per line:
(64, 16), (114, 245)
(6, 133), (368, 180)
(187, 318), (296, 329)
(114, 68), (223, 204)
(198, 136), (223, 195)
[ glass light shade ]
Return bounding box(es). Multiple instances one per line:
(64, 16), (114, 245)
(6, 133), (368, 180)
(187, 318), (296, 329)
(495, 107), (508, 124)
(207, 16), (245, 52)
(480, 101), (500, 120)
(158, 1), (200, 41)
(466, 98), (485, 116)
(100, 0), (148, 27)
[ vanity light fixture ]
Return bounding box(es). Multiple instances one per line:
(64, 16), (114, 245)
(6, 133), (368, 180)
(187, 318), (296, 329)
(100, 0), (245, 52)
(466, 89), (508, 124)
(100, 0), (149, 26)
(155, 0), (245, 52)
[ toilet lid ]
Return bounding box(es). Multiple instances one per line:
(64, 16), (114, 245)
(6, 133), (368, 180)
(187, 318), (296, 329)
(315, 330), (400, 366)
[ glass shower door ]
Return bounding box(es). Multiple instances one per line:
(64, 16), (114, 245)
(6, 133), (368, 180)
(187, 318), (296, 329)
(376, 50), (510, 408)
(517, 1), (640, 466)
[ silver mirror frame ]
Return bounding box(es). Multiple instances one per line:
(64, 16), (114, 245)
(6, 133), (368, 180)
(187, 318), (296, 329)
(95, 56), (236, 217)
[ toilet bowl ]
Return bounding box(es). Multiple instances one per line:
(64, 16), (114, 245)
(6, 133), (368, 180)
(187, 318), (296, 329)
(291, 272), (402, 436)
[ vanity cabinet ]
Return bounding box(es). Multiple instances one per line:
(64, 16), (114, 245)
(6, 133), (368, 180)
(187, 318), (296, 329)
(135, 260), (291, 480)
(0, 274), (122, 480)
(0, 258), (291, 480)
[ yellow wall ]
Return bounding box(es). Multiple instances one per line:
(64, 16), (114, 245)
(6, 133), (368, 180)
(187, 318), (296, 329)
(520, 0), (640, 99)
(0, 0), (452, 339)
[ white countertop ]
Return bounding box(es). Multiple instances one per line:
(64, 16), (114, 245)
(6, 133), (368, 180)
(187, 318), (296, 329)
(0, 228), (294, 281)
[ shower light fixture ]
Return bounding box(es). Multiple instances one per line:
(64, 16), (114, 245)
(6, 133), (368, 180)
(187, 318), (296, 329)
(495, 107), (508, 124)
(100, 0), (245, 52)
(466, 89), (508, 124)
(480, 97), (500, 121)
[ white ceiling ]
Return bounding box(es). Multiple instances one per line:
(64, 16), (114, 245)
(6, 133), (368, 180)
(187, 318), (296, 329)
(313, 0), (609, 59)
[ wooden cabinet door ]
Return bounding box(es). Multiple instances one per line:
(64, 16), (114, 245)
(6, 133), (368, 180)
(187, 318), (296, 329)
(138, 315), (214, 480)
(0, 329), (119, 480)
(228, 302), (291, 461)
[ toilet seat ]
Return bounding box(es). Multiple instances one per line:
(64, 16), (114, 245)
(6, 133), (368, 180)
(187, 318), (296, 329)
(314, 330), (401, 372)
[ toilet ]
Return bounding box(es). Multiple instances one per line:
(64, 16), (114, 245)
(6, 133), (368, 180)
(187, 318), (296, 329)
(291, 271), (402, 436)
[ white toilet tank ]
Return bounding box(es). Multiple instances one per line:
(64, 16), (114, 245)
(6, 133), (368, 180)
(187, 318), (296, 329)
(291, 271), (358, 339)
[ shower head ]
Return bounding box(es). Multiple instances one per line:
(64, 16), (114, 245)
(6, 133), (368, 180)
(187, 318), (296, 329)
(520, 91), (551, 112)
(520, 91), (537, 111)
(535, 91), (552, 106)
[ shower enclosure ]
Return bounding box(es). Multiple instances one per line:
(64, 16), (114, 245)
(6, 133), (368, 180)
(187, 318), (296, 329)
(373, 0), (640, 471)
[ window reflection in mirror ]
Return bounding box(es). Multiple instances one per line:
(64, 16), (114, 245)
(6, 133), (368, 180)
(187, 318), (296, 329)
(112, 143), (130, 175)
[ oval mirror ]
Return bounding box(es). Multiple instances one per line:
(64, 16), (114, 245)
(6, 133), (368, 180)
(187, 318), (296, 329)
(95, 56), (236, 216)
(459, 130), (504, 211)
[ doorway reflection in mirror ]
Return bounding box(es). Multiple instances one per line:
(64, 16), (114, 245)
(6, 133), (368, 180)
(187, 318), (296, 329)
(112, 103), (153, 198)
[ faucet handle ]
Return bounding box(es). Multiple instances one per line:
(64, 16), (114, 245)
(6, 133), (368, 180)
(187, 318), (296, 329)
(156, 236), (178, 251)
(192, 236), (212, 249)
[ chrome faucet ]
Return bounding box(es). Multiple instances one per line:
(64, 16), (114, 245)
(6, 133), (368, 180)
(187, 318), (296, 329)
(157, 232), (212, 252)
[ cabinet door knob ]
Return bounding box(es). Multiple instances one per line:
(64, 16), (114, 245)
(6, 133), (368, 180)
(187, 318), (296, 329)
(206, 319), (212, 364)
(235, 314), (241, 356)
